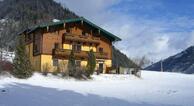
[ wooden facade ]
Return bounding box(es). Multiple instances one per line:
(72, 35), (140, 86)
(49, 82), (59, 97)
(21, 17), (121, 73)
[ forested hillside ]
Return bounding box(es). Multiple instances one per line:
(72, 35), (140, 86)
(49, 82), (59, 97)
(0, 0), (78, 49)
(112, 46), (137, 68)
(145, 46), (194, 74)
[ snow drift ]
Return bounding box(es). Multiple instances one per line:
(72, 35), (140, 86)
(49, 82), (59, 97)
(0, 71), (194, 106)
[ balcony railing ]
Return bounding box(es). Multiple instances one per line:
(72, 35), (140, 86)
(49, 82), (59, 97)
(53, 49), (108, 59)
(63, 33), (100, 44)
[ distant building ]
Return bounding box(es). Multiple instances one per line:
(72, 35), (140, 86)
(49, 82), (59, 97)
(19, 17), (121, 73)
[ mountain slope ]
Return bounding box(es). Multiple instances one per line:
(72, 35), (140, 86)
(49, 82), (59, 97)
(0, 0), (78, 49)
(112, 46), (137, 68)
(0, 0), (78, 24)
(145, 46), (194, 74)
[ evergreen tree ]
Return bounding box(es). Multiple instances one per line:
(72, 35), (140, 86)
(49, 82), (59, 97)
(86, 50), (96, 77)
(68, 50), (76, 76)
(12, 35), (33, 79)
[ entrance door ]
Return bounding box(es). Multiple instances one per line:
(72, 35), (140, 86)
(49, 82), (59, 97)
(99, 63), (103, 73)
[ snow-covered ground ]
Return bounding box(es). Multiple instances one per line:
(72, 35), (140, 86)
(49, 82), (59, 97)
(0, 71), (194, 106)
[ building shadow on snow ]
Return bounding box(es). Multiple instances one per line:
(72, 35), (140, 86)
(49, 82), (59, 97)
(0, 83), (178, 106)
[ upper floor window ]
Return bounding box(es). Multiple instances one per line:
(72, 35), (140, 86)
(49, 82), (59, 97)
(54, 43), (59, 49)
(25, 34), (32, 42)
(66, 28), (71, 33)
(99, 47), (103, 53)
(33, 43), (40, 55)
(34, 44), (38, 52)
(89, 43), (92, 46)
(28, 34), (32, 40)
(72, 43), (81, 52)
(82, 31), (86, 36)
(49, 27), (58, 34)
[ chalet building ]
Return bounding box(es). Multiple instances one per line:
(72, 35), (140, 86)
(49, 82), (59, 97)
(20, 17), (121, 73)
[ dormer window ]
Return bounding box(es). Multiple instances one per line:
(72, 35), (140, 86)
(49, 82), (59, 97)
(66, 28), (70, 33)
(82, 31), (86, 36)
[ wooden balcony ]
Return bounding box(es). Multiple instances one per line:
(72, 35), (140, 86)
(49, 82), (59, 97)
(53, 49), (108, 59)
(63, 33), (100, 45)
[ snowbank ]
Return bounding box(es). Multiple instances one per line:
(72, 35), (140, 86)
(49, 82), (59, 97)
(0, 71), (194, 106)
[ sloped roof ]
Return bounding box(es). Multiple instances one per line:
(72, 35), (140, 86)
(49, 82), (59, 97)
(24, 17), (121, 42)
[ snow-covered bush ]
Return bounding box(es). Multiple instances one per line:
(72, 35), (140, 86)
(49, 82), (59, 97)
(42, 63), (51, 76)
(133, 56), (150, 78)
(73, 67), (88, 80)
(52, 67), (60, 76)
(59, 61), (68, 77)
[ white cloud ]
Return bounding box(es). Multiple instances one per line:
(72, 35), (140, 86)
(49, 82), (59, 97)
(55, 0), (194, 62)
(55, 0), (120, 20)
(154, 36), (169, 52)
(187, 31), (194, 46)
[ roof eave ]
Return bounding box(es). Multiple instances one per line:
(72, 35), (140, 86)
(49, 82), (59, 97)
(81, 17), (122, 42)
(21, 17), (122, 42)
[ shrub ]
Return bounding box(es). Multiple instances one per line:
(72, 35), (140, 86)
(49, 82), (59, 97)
(74, 67), (87, 80)
(52, 67), (60, 76)
(42, 63), (51, 76)
(59, 61), (68, 77)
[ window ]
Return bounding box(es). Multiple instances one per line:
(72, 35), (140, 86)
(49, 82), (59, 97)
(89, 43), (92, 46)
(66, 28), (70, 33)
(75, 60), (81, 68)
(54, 43), (59, 49)
(82, 31), (86, 36)
(49, 28), (53, 32)
(28, 34), (32, 40)
(99, 47), (103, 53)
(72, 43), (81, 52)
(89, 43), (93, 51)
(77, 45), (81, 51)
(53, 59), (58, 66)
(33, 44), (38, 53)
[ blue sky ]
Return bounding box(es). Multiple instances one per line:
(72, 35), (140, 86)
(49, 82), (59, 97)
(112, 0), (194, 19)
(55, 0), (194, 62)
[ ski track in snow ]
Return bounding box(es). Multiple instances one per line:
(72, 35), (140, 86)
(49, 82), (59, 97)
(0, 71), (194, 106)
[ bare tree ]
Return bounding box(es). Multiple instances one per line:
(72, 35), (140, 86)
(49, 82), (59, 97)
(133, 56), (151, 78)
(59, 61), (68, 77)
(42, 63), (51, 76)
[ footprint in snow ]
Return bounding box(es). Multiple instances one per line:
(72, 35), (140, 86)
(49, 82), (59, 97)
(1, 89), (7, 93)
(167, 90), (177, 95)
